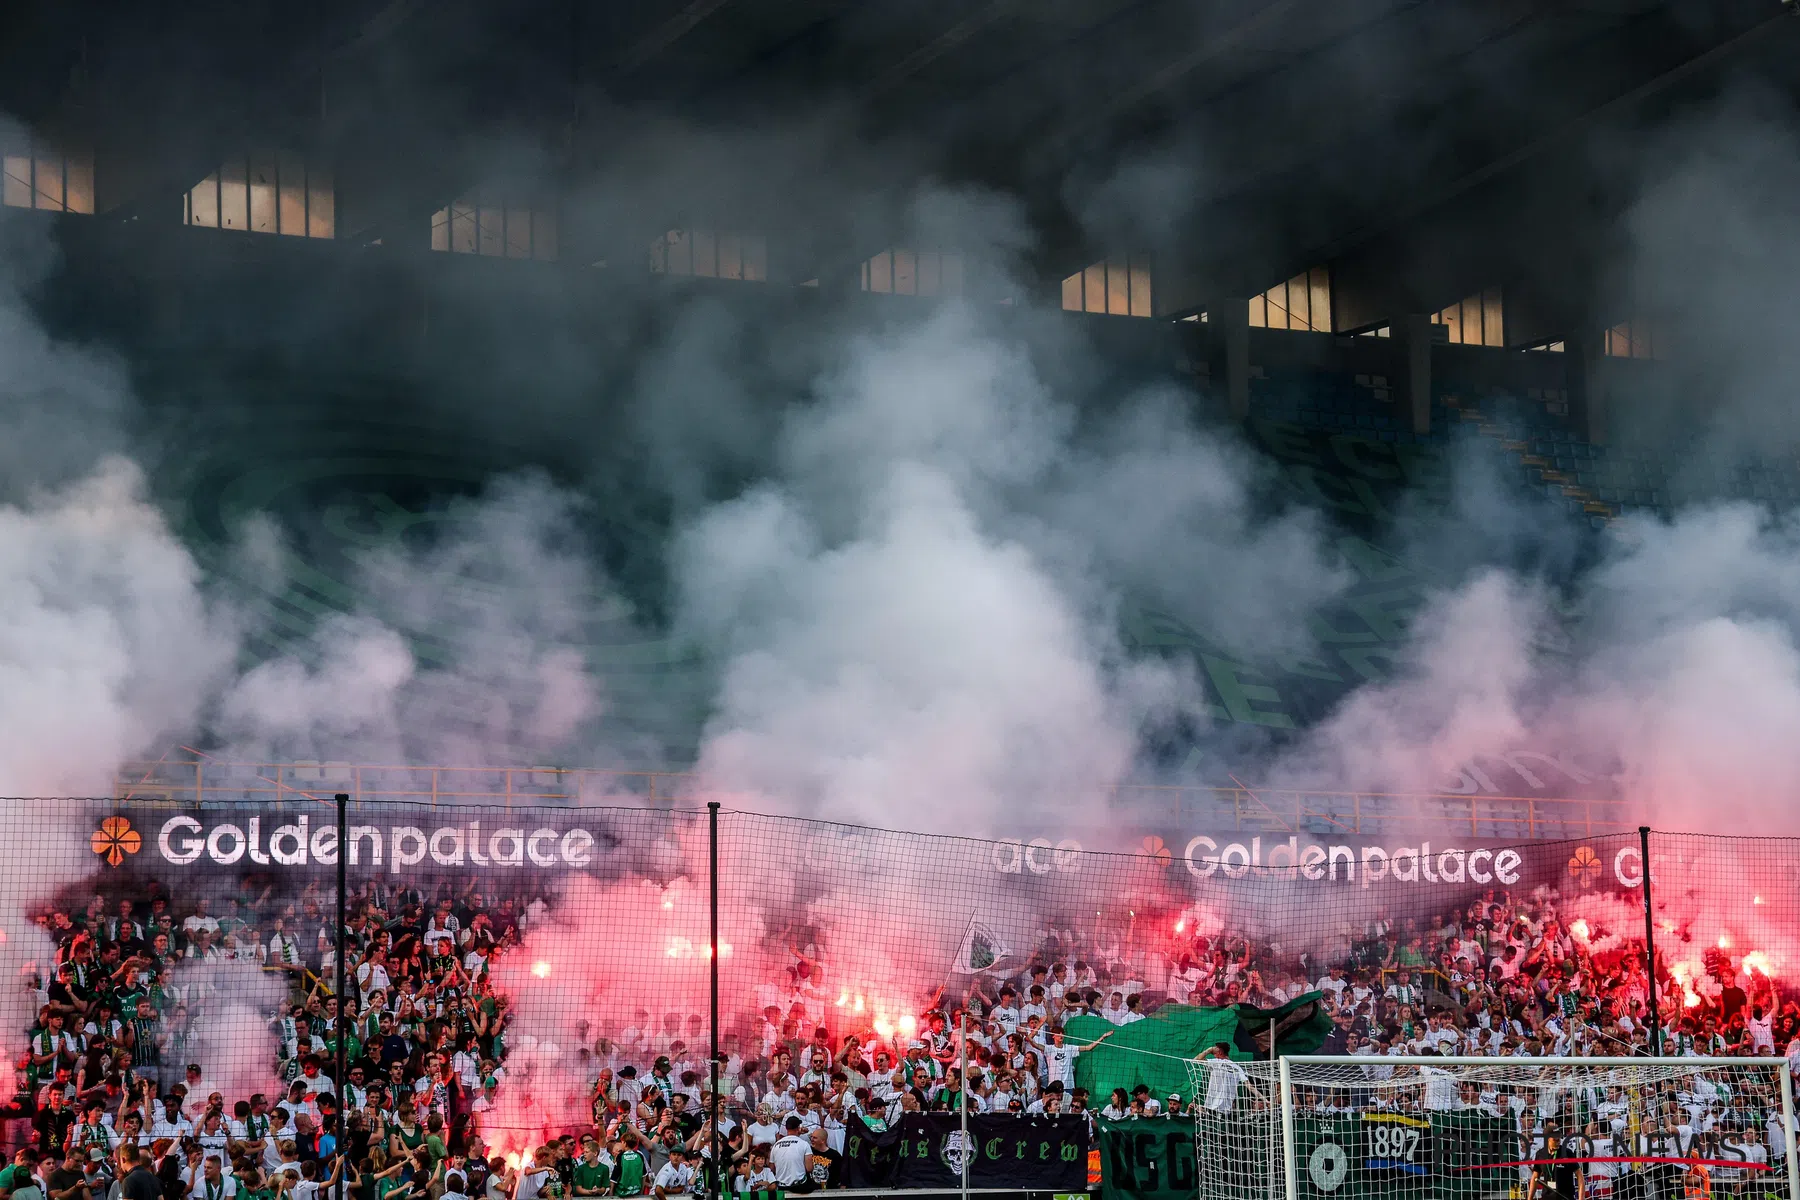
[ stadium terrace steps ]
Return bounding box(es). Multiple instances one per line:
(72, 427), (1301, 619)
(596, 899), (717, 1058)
(1439, 395), (1621, 525)
(1248, 366), (1800, 527)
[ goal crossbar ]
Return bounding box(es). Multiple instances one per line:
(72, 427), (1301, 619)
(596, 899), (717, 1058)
(1264, 1056), (1800, 1200)
(1282, 1055), (1793, 1068)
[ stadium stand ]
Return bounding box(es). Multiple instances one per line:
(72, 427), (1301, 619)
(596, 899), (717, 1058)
(8, 812), (1798, 1200)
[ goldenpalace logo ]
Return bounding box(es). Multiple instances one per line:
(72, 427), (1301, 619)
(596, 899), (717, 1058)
(91, 817), (142, 867)
(1567, 845), (1603, 887)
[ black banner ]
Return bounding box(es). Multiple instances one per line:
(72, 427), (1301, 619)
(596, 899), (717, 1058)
(843, 1114), (1089, 1190)
(83, 803), (618, 879)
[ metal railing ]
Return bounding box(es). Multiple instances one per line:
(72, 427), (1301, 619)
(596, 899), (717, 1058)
(112, 756), (1634, 837)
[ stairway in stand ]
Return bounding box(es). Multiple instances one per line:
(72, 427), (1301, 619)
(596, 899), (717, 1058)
(1440, 395), (1617, 523)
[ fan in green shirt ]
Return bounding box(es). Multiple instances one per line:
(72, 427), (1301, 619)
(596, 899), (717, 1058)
(392, 1120), (426, 1154)
(571, 1158), (611, 1196)
(613, 1147), (649, 1198)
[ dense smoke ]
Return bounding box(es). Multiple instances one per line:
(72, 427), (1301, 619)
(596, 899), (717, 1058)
(217, 473), (613, 767)
(1277, 507), (1800, 836)
(3, 60), (1800, 1099)
(1612, 86), (1800, 459)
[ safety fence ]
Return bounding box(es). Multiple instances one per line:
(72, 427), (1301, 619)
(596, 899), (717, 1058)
(4, 802), (1791, 1190)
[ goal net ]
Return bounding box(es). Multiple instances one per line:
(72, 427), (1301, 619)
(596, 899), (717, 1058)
(1186, 1056), (1797, 1200)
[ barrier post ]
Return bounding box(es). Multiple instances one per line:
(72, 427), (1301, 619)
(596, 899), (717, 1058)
(960, 1009), (970, 1200)
(1782, 1060), (1799, 1200)
(335, 792), (348, 1200)
(1640, 825), (1660, 1056)
(1279, 1056), (1297, 1200)
(709, 801), (721, 1200)
(1268, 1012), (1279, 1200)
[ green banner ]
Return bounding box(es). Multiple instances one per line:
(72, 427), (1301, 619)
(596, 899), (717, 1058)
(1099, 1111), (1517, 1200)
(1067, 993), (1332, 1106)
(1099, 1119), (1196, 1200)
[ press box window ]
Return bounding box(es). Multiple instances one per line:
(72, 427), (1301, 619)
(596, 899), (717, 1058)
(431, 200), (558, 260)
(1061, 255), (1152, 317)
(2, 138), (94, 213)
(1604, 320), (1658, 359)
(185, 153), (333, 237)
(1249, 267), (1331, 332)
(862, 248), (964, 296)
(650, 229), (766, 279)
(1431, 287), (1505, 347)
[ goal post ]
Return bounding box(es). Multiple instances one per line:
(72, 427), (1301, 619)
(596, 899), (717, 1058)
(1189, 1055), (1799, 1200)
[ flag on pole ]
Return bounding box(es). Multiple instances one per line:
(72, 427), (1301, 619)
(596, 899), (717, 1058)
(952, 917), (1009, 974)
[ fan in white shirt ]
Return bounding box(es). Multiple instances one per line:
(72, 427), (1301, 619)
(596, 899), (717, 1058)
(1200, 1045), (1256, 1113)
(1746, 1007), (1776, 1053)
(1032, 1029), (1113, 1092)
(189, 1159), (236, 1200)
(150, 1101), (194, 1143)
(1720, 1129), (1769, 1185)
(266, 929), (302, 969)
(356, 959), (391, 1002)
(653, 1154), (696, 1199)
(1420, 1064), (1460, 1111)
(744, 1109), (783, 1150)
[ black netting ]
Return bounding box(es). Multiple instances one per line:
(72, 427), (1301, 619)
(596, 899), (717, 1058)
(6, 802), (1798, 1196)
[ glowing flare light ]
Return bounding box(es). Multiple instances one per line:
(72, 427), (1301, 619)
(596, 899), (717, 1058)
(531, 961), (552, 979)
(1669, 961), (1703, 1010)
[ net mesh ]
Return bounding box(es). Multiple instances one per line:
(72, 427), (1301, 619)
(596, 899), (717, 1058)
(5, 797), (1800, 1195)
(1189, 1058), (1792, 1200)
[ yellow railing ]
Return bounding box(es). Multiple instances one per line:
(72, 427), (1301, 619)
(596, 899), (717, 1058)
(1100, 782), (1632, 839)
(110, 757), (1635, 838)
(113, 755), (692, 808)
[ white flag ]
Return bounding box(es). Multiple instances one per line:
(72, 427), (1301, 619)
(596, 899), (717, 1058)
(952, 918), (1009, 974)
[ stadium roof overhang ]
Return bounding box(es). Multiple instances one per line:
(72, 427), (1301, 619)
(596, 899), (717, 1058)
(0, 0), (1795, 311)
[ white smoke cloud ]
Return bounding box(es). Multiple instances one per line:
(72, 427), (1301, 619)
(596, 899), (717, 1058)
(171, 961), (293, 1100)
(1274, 569), (1543, 795)
(1614, 86), (1800, 458)
(1269, 500), (1800, 840)
(1560, 505), (1800, 835)
(1031, 390), (1349, 660)
(0, 456), (237, 801)
(672, 298), (1343, 833)
(0, 193), (240, 1069)
(11, 81), (1800, 1103)
(218, 472), (610, 767)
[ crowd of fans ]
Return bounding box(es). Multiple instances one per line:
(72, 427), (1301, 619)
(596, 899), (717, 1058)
(1, 872), (1796, 1200)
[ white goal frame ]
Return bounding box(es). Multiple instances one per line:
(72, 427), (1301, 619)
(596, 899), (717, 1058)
(1274, 1056), (1800, 1200)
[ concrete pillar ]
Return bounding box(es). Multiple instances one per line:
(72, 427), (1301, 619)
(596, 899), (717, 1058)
(1218, 298), (1250, 421)
(1567, 332), (1606, 444)
(1400, 312), (1432, 436)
